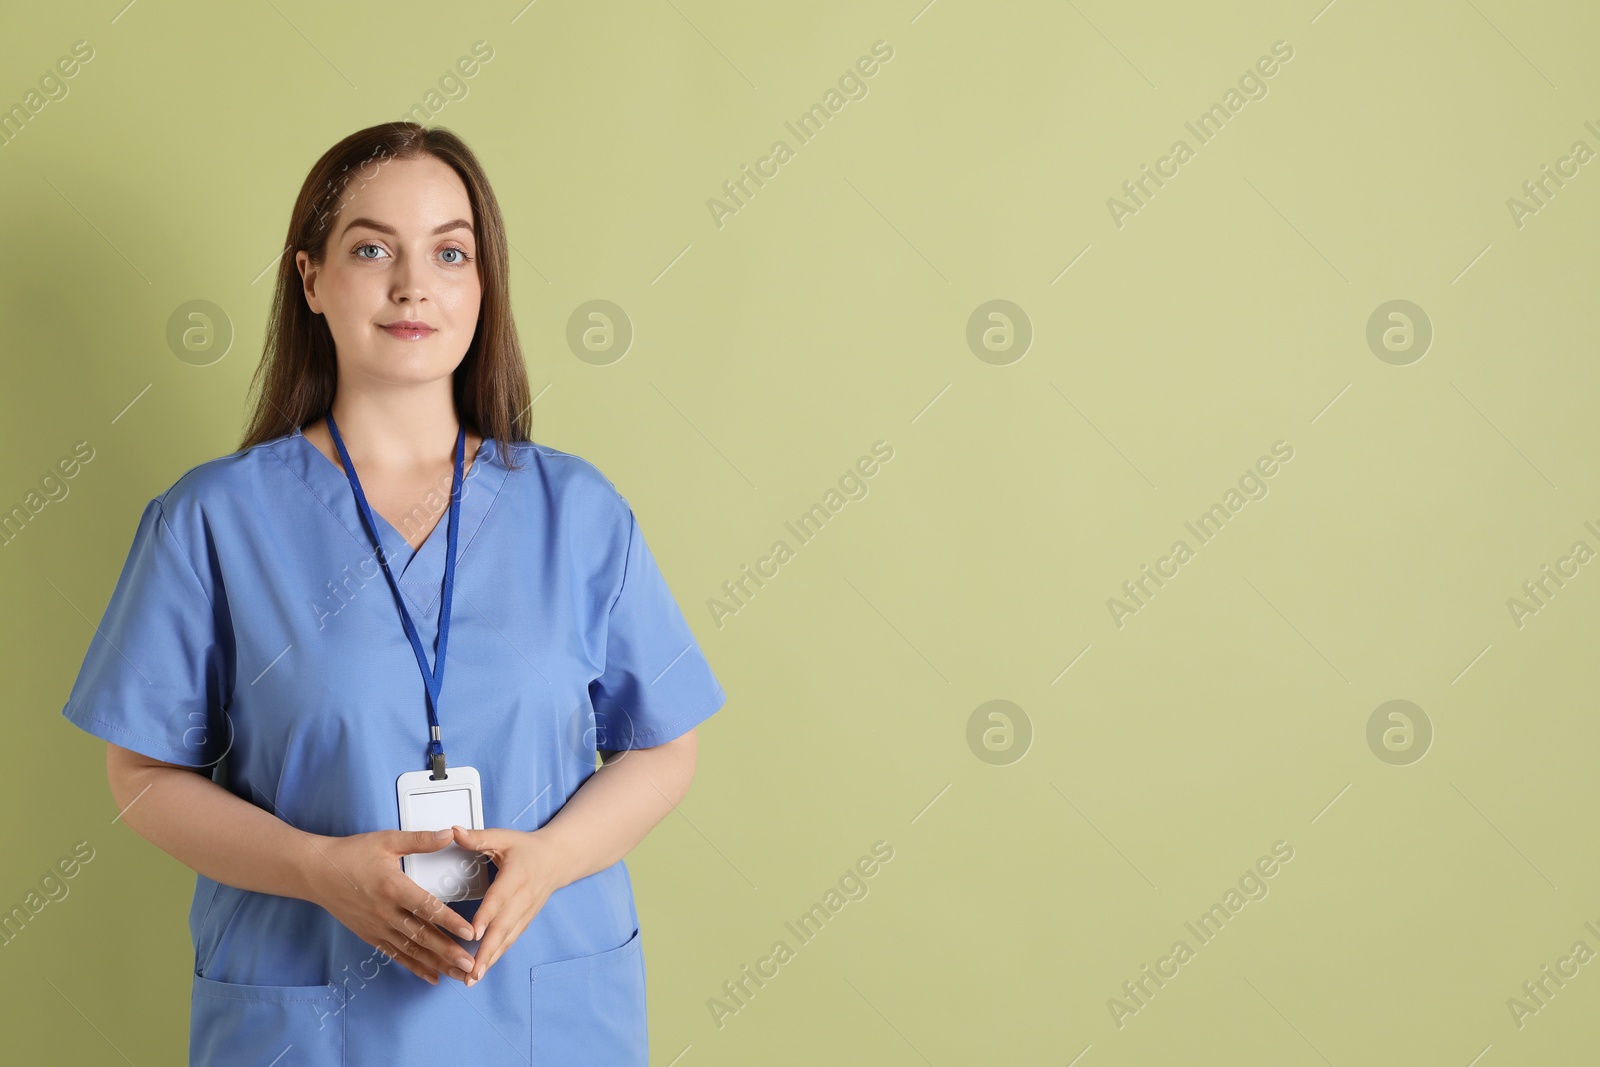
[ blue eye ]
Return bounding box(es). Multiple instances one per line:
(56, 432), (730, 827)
(351, 243), (471, 264)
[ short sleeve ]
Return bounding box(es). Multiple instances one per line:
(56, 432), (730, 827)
(588, 505), (726, 750)
(60, 497), (234, 768)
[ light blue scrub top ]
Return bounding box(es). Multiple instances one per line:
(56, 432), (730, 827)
(60, 425), (727, 1066)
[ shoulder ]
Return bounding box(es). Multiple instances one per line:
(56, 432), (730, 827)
(148, 434), (294, 535)
(498, 439), (633, 526)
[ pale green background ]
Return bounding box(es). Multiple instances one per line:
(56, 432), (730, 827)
(3, 0), (1598, 1063)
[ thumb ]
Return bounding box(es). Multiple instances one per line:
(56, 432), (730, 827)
(397, 827), (455, 854)
(452, 824), (513, 856)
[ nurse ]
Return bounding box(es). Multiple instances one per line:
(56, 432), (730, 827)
(59, 122), (727, 1065)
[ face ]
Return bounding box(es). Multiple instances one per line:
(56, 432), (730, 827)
(297, 155), (482, 388)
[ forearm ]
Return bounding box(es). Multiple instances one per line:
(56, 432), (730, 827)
(537, 731), (698, 890)
(107, 748), (327, 904)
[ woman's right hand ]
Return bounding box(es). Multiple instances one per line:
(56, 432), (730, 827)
(305, 828), (481, 986)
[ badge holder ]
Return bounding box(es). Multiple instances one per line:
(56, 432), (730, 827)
(396, 765), (489, 902)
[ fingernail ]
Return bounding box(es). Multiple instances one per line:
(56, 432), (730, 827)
(460, 957), (474, 971)
(435, 829), (450, 838)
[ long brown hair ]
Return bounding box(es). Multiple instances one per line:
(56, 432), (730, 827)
(238, 122), (531, 469)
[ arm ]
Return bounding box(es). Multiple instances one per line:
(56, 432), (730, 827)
(452, 728), (700, 983)
(105, 741), (325, 902)
(543, 727), (700, 886)
(104, 742), (479, 985)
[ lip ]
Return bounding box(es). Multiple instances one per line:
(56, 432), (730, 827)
(378, 321), (436, 338)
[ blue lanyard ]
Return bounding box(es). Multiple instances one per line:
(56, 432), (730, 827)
(325, 412), (466, 780)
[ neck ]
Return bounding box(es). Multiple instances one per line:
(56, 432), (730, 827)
(327, 380), (464, 472)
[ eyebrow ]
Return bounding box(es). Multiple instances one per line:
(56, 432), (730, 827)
(339, 217), (475, 239)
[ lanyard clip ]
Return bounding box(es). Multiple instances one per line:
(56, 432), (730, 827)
(429, 734), (447, 780)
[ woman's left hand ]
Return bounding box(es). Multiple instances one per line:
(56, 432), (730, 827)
(450, 824), (571, 985)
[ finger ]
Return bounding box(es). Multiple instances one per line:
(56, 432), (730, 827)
(394, 827), (457, 855)
(391, 922), (473, 982)
(468, 894), (511, 981)
(472, 921), (507, 983)
(470, 891), (527, 982)
(393, 908), (477, 979)
(452, 823), (519, 859)
(404, 884), (478, 942)
(468, 876), (510, 944)
(394, 896), (475, 966)
(393, 950), (442, 986)
(374, 939), (439, 986)
(479, 912), (532, 979)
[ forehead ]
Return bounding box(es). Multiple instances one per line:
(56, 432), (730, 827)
(339, 156), (473, 232)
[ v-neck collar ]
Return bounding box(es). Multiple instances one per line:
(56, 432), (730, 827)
(272, 425), (510, 615)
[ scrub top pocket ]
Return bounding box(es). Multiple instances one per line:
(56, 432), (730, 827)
(191, 970), (346, 1065)
(529, 926), (647, 1065)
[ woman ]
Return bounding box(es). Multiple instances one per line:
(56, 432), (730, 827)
(59, 122), (726, 1065)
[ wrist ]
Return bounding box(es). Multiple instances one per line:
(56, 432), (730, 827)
(293, 831), (338, 907)
(530, 825), (582, 893)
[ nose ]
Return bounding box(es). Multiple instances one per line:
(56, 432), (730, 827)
(390, 254), (430, 305)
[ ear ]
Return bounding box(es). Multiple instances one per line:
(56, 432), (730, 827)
(295, 250), (322, 316)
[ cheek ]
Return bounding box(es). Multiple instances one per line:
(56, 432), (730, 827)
(442, 280), (483, 321)
(322, 270), (376, 316)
